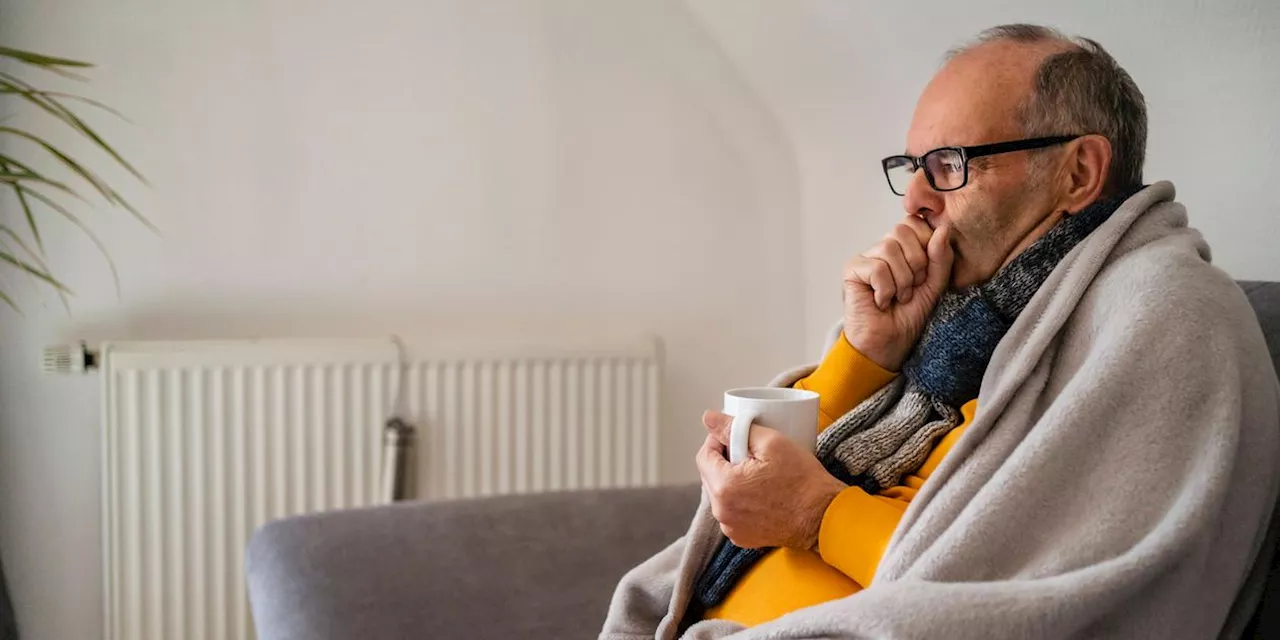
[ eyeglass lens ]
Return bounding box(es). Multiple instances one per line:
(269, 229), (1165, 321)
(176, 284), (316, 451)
(884, 148), (966, 195)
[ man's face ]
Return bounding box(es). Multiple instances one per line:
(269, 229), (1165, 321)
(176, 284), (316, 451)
(901, 41), (1066, 288)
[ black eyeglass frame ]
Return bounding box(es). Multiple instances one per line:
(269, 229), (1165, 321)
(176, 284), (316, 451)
(881, 134), (1082, 196)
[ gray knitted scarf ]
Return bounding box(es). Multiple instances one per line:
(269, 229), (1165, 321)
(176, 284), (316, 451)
(687, 190), (1138, 620)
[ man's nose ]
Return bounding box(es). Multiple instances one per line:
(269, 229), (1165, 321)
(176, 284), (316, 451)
(902, 169), (942, 218)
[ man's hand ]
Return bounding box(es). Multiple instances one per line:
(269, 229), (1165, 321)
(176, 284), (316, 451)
(843, 218), (954, 371)
(695, 411), (846, 550)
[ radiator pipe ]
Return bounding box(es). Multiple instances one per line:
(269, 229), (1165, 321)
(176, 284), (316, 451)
(380, 417), (416, 503)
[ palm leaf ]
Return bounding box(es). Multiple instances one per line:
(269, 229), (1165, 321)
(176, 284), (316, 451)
(0, 126), (156, 233)
(0, 151), (76, 186)
(19, 186), (121, 297)
(0, 126), (105, 200)
(0, 247), (72, 293)
(0, 224), (52, 273)
(13, 185), (42, 252)
(0, 160), (77, 195)
(0, 47), (90, 82)
(0, 286), (21, 316)
(1, 155), (67, 253)
(0, 172), (74, 194)
(0, 46), (91, 68)
(0, 72), (146, 184)
(0, 89), (132, 123)
(0, 225), (68, 312)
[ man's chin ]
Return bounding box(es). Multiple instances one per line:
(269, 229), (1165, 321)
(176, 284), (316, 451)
(949, 263), (990, 290)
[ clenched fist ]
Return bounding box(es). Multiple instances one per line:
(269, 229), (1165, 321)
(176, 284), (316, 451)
(843, 217), (954, 371)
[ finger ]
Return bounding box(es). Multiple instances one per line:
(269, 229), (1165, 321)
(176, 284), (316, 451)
(902, 215), (934, 246)
(873, 238), (916, 305)
(891, 223), (930, 286)
(744, 424), (783, 461)
(924, 225), (955, 295)
(696, 434), (727, 470)
(702, 410), (732, 446)
(696, 434), (732, 488)
(848, 257), (896, 311)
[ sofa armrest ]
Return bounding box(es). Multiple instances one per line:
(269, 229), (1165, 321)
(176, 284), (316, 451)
(247, 484), (701, 640)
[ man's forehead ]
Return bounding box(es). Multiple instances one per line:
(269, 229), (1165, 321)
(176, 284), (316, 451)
(904, 41), (1060, 154)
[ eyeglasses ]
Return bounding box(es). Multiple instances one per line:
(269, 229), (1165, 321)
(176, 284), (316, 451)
(881, 135), (1081, 196)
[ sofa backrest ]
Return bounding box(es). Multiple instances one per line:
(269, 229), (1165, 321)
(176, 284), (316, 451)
(1232, 281), (1280, 638)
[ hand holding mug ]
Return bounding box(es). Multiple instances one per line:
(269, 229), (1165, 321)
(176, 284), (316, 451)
(695, 388), (845, 550)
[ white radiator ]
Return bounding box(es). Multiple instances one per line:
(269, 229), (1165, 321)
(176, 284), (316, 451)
(99, 336), (662, 640)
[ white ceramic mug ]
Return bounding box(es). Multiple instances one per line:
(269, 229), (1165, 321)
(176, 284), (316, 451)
(722, 387), (819, 464)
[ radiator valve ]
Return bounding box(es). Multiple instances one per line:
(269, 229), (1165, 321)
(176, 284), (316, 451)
(42, 341), (98, 374)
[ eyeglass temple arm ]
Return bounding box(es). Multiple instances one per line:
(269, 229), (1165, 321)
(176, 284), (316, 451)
(963, 135), (1081, 159)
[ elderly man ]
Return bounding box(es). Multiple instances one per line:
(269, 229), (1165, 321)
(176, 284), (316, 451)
(601, 24), (1280, 640)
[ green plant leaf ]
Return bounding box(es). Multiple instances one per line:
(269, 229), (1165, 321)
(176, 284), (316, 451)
(0, 125), (156, 234)
(0, 152), (81, 207)
(19, 186), (121, 297)
(0, 151), (70, 181)
(0, 164), (76, 195)
(0, 46), (92, 69)
(0, 224), (68, 313)
(0, 127), (104, 199)
(0, 72), (146, 184)
(0, 89), (133, 123)
(0, 224), (49, 270)
(0, 287), (21, 316)
(0, 247), (72, 293)
(13, 185), (42, 252)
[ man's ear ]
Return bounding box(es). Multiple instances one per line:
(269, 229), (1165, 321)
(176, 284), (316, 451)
(1056, 134), (1112, 212)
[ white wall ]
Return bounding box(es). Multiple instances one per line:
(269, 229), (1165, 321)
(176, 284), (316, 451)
(690, 0), (1280, 351)
(2, 1), (1278, 638)
(0, 1), (805, 638)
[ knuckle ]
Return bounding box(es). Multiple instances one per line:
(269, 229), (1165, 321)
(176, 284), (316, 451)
(871, 263), (893, 285)
(715, 503), (739, 528)
(843, 257), (865, 277)
(708, 482), (729, 503)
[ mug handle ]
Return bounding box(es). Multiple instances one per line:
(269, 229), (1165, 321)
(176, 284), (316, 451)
(729, 410), (758, 465)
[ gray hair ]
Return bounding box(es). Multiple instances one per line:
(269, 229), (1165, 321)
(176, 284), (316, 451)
(950, 24), (1147, 194)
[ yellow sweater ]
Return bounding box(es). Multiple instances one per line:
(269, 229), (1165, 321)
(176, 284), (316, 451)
(705, 335), (979, 627)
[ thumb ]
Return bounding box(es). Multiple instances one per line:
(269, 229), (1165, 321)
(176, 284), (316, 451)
(703, 410), (733, 446)
(923, 225), (954, 296)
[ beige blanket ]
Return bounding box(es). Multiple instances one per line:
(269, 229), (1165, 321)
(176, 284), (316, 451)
(600, 182), (1280, 639)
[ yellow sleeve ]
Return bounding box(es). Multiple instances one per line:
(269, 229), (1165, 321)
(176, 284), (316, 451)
(817, 486), (909, 587)
(794, 334), (898, 431)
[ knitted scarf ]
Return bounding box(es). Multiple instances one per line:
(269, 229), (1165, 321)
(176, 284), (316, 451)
(688, 190), (1137, 617)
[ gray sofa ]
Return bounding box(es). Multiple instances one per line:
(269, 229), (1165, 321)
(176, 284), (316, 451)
(247, 281), (1280, 640)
